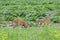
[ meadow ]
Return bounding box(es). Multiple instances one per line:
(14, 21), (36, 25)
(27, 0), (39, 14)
(0, 0), (60, 40)
(0, 24), (60, 40)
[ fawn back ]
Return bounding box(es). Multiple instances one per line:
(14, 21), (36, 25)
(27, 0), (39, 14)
(39, 11), (58, 27)
(12, 19), (28, 28)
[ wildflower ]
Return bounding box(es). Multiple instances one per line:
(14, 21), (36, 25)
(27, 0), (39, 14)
(54, 34), (60, 37)
(0, 32), (8, 40)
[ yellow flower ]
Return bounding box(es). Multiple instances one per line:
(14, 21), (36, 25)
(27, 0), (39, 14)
(55, 34), (59, 37)
(54, 34), (60, 37)
(0, 32), (8, 40)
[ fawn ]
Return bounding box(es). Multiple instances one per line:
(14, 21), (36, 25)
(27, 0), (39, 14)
(39, 11), (58, 27)
(39, 16), (51, 27)
(12, 19), (28, 28)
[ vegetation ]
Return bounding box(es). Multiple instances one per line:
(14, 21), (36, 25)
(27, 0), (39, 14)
(0, 0), (60, 40)
(0, 24), (60, 40)
(0, 0), (60, 22)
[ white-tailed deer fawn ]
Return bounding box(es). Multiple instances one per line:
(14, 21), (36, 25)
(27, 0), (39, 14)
(39, 16), (51, 27)
(39, 11), (58, 27)
(12, 19), (28, 28)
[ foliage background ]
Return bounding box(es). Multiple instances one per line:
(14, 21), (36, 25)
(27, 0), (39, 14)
(0, 0), (60, 22)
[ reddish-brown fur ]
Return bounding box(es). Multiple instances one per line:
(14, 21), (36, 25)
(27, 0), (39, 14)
(12, 19), (28, 28)
(39, 16), (51, 27)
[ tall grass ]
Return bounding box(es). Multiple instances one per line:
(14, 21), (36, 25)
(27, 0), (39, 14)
(0, 24), (60, 40)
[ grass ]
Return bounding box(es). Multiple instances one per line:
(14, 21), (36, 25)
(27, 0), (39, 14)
(0, 0), (60, 40)
(0, 24), (60, 40)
